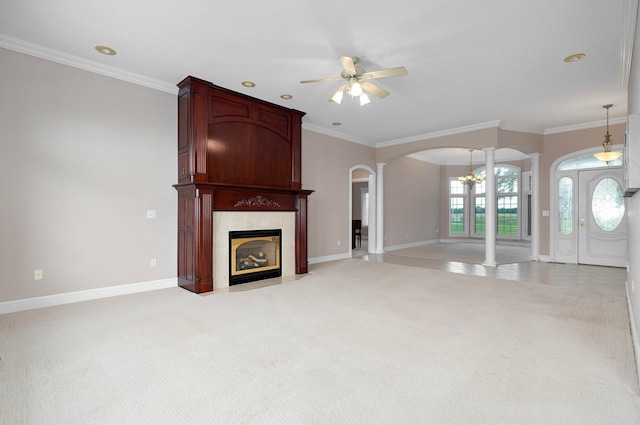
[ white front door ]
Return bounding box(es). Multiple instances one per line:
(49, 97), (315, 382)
(577, 168), (627, 267)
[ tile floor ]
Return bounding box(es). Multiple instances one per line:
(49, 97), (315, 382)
(356, 242), (627, 289)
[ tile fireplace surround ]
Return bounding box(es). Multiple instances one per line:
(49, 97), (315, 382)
(214, 211), (296, 289)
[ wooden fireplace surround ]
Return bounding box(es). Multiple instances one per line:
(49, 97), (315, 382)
(174, 76), (312, 293)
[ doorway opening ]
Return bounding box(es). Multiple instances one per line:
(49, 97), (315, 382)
(350, 165), (376, 257)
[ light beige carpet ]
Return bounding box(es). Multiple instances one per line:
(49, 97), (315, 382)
(1, 259), (639, 424)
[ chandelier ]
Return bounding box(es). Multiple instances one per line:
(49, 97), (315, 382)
(593, 104), (623, 164)
(458, 149), (484, 189)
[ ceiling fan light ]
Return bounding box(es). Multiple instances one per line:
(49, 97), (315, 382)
(359, 93), (370, 106)
(350, 81), (363, 97)
(330, 89), (344, 104)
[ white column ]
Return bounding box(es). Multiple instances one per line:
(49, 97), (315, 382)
(530, 153), (540, 261)
(367, 172), (377, 254)
(483, 147), (497, 266)
(376, 162), (386, 254)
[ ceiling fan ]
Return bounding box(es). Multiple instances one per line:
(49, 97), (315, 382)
(300, 56), (408, 106)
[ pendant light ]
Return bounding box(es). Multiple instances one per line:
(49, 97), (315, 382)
(458, 149), (484, 189)
(593, 104), (623, 164)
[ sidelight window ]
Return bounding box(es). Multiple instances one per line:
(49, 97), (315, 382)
(449, 179), (466, 235)
(558, 177), (573, 235)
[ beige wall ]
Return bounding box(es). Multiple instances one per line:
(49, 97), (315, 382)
(0, 48), (177, 302)
(383, 156), (440, 247)
(301, 130), (376, 259)
(498, 129), (543, 154)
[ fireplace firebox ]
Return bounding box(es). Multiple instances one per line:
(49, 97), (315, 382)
(229, 229), (282, 285)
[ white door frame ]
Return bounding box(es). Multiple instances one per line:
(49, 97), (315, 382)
(549, 146), (625, 263)
(349, 165), (376, 255)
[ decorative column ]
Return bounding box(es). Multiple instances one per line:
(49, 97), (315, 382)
(368, 173), (377, 254)
(483, 147), (497, 266)
(530, 153), (540, 261)
(376, 163), (386, 254)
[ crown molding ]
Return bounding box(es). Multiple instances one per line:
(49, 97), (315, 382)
(544, 116), (628, 135)
(376, 120), (502, 148)
(0, 34), (178, 94)
(301, 123), (375, 147)
(499, 124), (545, 135)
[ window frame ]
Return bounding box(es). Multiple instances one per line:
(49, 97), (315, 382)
(451, 164), (522, 240)
(448, 178), (468, 237)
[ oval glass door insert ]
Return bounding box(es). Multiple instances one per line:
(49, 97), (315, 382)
(592, 178), (625, 231)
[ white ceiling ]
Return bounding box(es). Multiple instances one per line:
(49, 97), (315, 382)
(409, 148), (530, 166)
(0, 0), (634, 161)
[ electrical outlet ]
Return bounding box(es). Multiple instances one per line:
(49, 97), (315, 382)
(337, 240), (341, 246)
(147, 210), (157, 219)
(34, 269), (43, 280)
(150, 258), (157, 267)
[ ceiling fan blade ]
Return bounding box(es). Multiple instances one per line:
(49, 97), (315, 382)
(360, 81), (389, 98)
(362, 66), (408, 80)
(339, 56), (357, 76)
(300, 77), (344, 84)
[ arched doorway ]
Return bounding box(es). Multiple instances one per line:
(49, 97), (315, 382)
(350, 165), (376, 256)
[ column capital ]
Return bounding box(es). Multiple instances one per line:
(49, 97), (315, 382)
(483, 146), (496, 153)
(529, 152), (541, 160)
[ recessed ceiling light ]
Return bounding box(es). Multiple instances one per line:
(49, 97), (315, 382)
(564, 53), (585, 63)
(332, 122), (342, 126)
(280, 94), (292, 100)
(95, 45), (116, 56)
(241, 81), (256, 87)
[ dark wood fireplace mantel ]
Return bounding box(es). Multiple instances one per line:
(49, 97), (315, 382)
(174, 76), (312, 293)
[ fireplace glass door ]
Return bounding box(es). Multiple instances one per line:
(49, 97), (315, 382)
(229, 229), (282, 285)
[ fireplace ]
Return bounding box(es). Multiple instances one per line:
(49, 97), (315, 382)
(174, 76), (313, 293)
(229, 229), (281, 285)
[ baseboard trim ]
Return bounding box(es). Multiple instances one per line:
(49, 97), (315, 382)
(625, 280), (640, 391)
(385, 240), (438, 252)
(0, 278), (178, 315)
(308, 252), (351, 265)
(538, 255), (552, 262)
